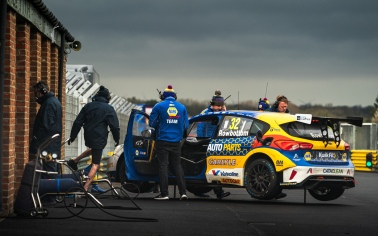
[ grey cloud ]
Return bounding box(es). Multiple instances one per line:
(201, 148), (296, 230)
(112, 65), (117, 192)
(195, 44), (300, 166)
(43, 0), (378, 106)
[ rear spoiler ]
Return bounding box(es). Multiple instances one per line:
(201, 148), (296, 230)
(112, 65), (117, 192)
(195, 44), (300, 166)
(295, 114), (363, 127)
(294, 114), (363, 147)
(312, 116), (363, 127)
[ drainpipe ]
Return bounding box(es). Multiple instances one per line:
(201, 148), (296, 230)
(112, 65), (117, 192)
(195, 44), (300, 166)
(58, 32), (65, 102)
(0, 0), (8, 211)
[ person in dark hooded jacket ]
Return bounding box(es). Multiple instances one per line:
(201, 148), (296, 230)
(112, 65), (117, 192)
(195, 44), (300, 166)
(68, 86), (120, 192)
(30, 81), (62, 178)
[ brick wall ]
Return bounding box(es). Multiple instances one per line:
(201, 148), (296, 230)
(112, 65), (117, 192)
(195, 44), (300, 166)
(1, 8), (67, 215)
(15, 22), (31, 194)
(3, 9), (17, 216)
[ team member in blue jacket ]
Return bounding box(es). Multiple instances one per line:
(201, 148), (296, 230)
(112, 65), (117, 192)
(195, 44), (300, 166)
(149, 85), (189, 200)
(197, 90), (226, 137)
(196, 90), (231, 199)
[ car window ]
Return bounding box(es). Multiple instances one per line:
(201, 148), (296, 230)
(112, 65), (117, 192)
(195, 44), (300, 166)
(250, 119), (270, 135)
(188, 116), (219, 138)
(217, 116), (252, 137)
(195, 120), (217, 138)
(132, 113), (150, 136)
(281, 121), (335, 140)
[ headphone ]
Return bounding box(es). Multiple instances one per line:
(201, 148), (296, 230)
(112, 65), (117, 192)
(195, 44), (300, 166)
(96, 86), (112, 101)
(273, 95), (288, 109)
(210, 98), (223, 106)
(34, 81), (49, 95)
(210, 90), (224, 106)
(258, 98), (270, 111)
(160, 92), (177, 100)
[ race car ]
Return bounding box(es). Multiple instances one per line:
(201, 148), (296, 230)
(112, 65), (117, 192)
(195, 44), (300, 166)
(107, 108), (363, 201)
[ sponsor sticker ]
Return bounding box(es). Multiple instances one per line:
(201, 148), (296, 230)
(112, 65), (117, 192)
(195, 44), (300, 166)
(221, 179), (240, 184)
(295, 114), (312, 124)
(276, 160), (284, 166)
(304, 152), (312, 161)
(208, 158), (237, 166)
(212, 170), (239, 177)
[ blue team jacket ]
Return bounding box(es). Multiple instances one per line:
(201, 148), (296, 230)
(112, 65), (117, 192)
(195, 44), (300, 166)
(149, 97), (189, 143)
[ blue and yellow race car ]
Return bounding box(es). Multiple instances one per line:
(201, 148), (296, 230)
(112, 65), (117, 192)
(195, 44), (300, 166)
(107, 109), (362, 201)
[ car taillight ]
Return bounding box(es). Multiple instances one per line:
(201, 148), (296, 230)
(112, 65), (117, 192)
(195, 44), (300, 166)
(344, 143), (350, 151)
(274, 141), (313, 151)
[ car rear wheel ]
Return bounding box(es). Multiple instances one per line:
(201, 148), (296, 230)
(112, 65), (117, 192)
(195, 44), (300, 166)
(118, 154), (154, 193)
(308, 186), (345, 201)
(245, 158), (281, 200)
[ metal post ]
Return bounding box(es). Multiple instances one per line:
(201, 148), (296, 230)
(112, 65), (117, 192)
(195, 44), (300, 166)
(58, 32), (65, 102)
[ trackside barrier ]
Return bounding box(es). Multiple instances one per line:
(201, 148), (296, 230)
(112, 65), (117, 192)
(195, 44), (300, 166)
(351, 150), (377, 172)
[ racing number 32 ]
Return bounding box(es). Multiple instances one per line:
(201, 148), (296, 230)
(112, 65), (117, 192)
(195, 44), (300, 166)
(229, 117), (241, 130)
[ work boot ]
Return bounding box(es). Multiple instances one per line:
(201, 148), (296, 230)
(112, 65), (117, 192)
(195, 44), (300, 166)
(217, 190), (231, 199)
(91, 184), (106, 193)
(67, 159), (78, 171)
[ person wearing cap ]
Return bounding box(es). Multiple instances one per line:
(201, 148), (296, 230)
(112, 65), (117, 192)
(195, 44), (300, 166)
(197, 90), (226, 137)
(196, 90), (231, 199)
(67, 94), (109, 193)
(258, 97), (271, 111)
(68, 85), (120, 192)
(149, 85), (189, 200)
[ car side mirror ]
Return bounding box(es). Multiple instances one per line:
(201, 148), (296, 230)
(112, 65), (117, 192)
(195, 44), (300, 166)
(256, 130), (264, 143)
(141, 127), (155, 139)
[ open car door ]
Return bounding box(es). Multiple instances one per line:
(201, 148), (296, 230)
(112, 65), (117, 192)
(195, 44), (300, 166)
(124, 109), (159, 181)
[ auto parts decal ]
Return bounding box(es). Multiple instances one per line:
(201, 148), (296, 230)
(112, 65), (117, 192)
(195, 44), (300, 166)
(207, 136), (253, 156)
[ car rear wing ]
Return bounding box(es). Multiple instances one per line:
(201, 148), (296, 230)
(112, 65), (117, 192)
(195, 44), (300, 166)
(295, 114), (363, 147)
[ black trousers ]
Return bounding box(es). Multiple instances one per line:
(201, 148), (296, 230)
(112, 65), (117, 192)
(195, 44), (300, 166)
(155, 140), (187, 196)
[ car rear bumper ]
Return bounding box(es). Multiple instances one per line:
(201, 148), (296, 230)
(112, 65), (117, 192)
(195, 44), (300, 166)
(281, 176), (355, 189)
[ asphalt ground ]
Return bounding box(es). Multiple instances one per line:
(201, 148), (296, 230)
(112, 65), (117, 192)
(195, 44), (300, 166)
(1, 172), (378, 236)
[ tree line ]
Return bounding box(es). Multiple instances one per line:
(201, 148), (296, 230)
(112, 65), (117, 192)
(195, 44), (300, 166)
(127, 96), (378, 123)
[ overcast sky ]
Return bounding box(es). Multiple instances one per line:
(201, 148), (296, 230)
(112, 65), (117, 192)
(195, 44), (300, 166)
(42, 0), (378, 107)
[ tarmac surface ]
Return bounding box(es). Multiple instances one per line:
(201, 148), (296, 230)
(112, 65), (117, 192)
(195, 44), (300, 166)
(1, 172), (378, 236)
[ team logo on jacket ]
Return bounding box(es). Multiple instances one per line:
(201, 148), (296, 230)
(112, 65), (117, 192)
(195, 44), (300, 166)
(167, 107), (178, 117)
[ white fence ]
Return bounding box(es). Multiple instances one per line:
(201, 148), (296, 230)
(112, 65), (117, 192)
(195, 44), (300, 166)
(341, 123), (378, 150)
(64, 66), (138, 160)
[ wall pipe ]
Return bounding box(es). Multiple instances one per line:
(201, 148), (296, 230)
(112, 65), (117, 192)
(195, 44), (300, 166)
(58, 32), (65, 102)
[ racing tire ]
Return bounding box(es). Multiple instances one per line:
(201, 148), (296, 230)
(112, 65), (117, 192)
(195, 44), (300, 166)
(186, 185), (213, 196)
(308, 186), (345, 201)
(118, 154), (154, 193)
(244, 158), (281, 200)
